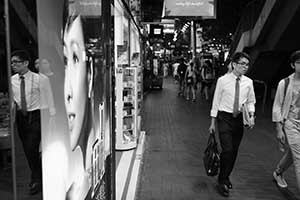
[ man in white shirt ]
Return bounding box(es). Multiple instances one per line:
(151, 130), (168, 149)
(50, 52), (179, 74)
(11, 50), (53, 195)
(272, 50), (300, 190)
(172, 60), (180, 82)
(209, 52), (256, 197)
(34, 58), (55, 116)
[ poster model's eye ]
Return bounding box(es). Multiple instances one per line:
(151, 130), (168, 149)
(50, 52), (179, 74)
(73, 52), (79, 63)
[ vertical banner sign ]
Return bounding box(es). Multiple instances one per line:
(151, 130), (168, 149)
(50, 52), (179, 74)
(37, 0), (110, 199)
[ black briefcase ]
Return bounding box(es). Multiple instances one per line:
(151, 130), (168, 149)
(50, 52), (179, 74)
(203, 133), (220, 176)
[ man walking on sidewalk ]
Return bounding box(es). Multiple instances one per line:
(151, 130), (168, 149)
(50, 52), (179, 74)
(11, 50), (43, 195)
(209, 52), (256, 197)
(177, 58), (187, 96)
(273, 50), (300, 190)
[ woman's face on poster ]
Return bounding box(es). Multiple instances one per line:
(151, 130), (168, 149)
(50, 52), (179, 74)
(63, 16), (87, 150)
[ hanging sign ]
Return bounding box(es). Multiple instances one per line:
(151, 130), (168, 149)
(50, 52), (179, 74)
(162, 0), (216, 18)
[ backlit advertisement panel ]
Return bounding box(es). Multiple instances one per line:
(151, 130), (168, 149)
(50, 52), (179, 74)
(163, 0), (216, 18)
(37, 0), (111, 199)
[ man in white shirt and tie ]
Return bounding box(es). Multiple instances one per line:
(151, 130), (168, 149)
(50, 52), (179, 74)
(209, 52), (256, 197)
(11, 50), (52, 195)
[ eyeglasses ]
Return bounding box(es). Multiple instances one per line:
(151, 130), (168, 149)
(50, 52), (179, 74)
(294, 60), (300, 64)
(11, 60), (24, 64)
(236, 62), (249, 67)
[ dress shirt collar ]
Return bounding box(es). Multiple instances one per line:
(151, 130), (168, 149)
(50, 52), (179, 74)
(229, 72), (243, 81)
(19, 70), (31, 79)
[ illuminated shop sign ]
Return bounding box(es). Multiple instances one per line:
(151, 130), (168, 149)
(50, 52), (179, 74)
(163, 23), (174, 34)
(162, 0), (216, 18)
(154, 28), (162, 35)
(150, 25), (163, 37)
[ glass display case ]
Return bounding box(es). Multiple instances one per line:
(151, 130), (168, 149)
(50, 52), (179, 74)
(0, 92), (11, 168)
(136, 66), (142, 115)
(115, 67), (138, 150)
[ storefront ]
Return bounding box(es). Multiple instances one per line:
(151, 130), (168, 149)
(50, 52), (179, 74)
(114, 0), (142, 150)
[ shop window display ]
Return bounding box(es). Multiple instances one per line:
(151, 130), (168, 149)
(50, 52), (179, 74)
(114, 0), (140, 150)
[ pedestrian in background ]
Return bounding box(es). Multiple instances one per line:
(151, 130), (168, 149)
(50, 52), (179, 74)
(272, 50), (300, 190)
(201, 59), (215, 100)
(172, 59), (180, 83)
(177, 58), (187, 96)
(209, 52), (256, 197)
(184, 61), (196, 101)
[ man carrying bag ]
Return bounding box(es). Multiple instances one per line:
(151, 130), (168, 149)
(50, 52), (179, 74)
(208, 52), (256, 197)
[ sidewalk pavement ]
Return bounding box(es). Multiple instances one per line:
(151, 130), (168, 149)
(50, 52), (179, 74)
(136, 77), (300, 200)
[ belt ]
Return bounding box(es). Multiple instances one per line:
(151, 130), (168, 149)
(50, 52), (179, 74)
(218, 110), (242, 117)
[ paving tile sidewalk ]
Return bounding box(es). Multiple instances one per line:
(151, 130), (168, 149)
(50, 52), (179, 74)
(136, 77), (300, 200)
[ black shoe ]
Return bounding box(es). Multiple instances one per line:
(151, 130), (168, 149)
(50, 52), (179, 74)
(29, 182), (42, 195)
(216, 183), (229, 197)
(226, 181), (233, 189)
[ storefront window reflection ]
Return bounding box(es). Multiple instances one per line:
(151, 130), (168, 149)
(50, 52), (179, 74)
(37, 0), (110, 199)
(0, 1), (13, 198)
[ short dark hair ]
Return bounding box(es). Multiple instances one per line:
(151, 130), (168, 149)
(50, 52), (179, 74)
(11, 50), (31, 63)
(231, 52), (250, 63)
(289, 50), (300, 63)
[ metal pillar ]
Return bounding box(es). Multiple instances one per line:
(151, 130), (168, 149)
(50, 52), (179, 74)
(190, 20), (196, 59)
(5, 0), (17, 199)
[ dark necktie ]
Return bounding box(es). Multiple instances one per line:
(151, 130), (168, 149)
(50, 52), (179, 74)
(20, 75), (27, 115)
(233, 77), (240, 117)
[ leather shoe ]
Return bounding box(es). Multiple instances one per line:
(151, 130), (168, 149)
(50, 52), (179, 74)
(29, 182), (42, 195)
(216, 183), (229, 197)
(225, 180), (233, 189)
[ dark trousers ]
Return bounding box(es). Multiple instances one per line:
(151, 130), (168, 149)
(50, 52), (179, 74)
(217, 111), (244, 184)
(16, 110), (42, 184)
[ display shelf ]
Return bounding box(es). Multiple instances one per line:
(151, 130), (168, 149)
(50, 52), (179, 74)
(136, 65), (143, 134)
(115, 67), (138, 150)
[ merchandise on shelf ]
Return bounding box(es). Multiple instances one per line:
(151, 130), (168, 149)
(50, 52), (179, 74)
(115, 67), (138, 150)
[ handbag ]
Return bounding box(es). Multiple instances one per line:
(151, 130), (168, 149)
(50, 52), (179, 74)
(203, 133), (220, 176)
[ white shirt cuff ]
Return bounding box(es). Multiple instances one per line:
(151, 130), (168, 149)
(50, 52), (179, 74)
(210, 110), (218, 118)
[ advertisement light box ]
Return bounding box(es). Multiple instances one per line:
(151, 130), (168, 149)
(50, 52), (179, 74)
(163, 0), (216, 18)
(154, 28), (162, 35)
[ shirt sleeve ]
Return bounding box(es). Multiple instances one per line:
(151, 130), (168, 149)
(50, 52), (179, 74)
(210, 77), (222, 117)
(40, 75), (56, 115)
(247, 80), (256, 113)
(272, 79), (285, 122)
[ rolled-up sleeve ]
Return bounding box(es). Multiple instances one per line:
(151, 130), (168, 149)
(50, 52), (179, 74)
(210, 78), (222, 117)
(272, 80), (284, 122)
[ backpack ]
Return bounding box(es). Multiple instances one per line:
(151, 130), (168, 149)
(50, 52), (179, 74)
(202, 67), (214, 81)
